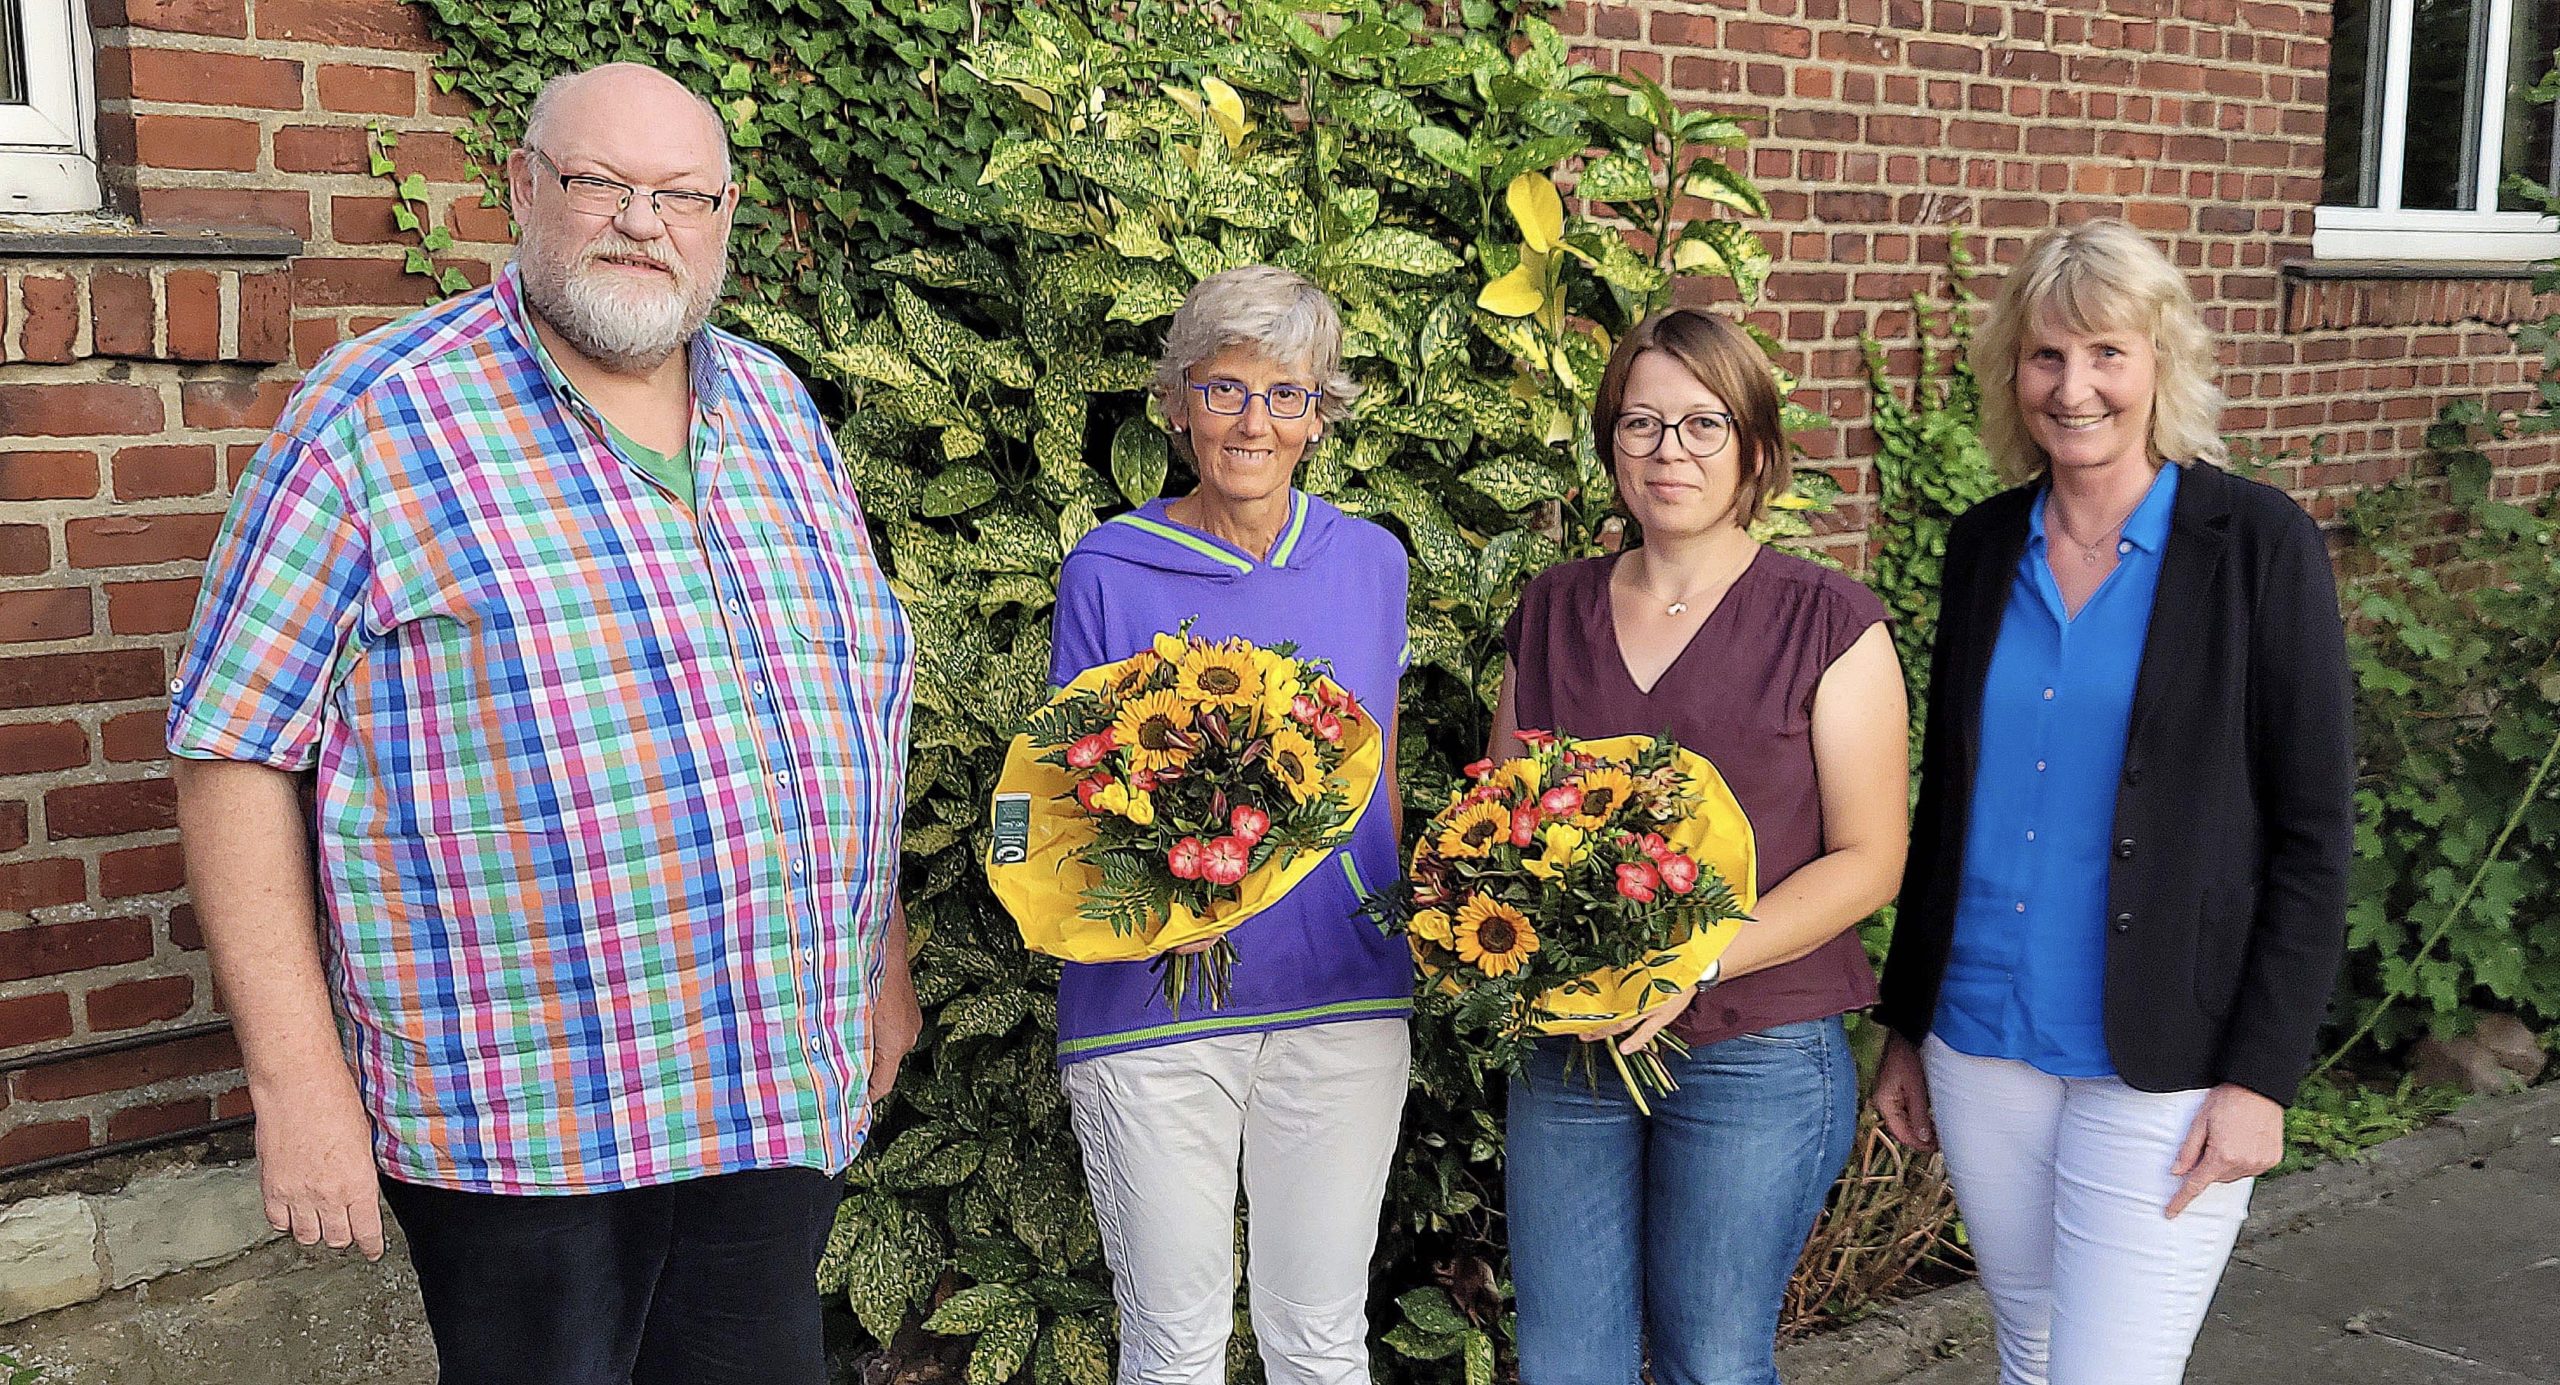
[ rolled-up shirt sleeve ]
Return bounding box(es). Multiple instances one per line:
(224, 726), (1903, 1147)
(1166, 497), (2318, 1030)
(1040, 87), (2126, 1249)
(166, 432), (371, 770)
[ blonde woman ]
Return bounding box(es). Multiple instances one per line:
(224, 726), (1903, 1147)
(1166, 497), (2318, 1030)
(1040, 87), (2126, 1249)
(1872, 220), (2354, 1384)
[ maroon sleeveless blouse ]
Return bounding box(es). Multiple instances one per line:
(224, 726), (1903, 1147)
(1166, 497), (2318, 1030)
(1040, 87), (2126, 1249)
(1500, 547), (1887, 1047)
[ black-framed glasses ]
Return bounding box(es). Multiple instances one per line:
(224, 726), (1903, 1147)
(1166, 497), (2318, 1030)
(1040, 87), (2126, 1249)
(1613, 410), (1736, 458)
(1187, 373), (1321, 421)
(524, 147), (730, 226)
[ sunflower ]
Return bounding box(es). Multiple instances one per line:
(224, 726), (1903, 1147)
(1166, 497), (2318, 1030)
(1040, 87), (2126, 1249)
(1570, 767), (1638, 827)
(1177, 639), (1262, 710)
(1266, 725), (1325, 802)
(1436, 801), (1512, 860)
(1103, 651), (1162, 702)
(1112, 690), (1197, 773)
(1453, 894), (1540, 977)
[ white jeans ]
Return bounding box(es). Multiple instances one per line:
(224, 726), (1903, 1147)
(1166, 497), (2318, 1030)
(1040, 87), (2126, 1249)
(1062, 1018), (1411, 1385)
(1921, 1035), (2253, 1385)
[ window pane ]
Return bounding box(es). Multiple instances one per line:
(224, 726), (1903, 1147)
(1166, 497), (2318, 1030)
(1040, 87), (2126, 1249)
(2402, 0), (2491, 210)
(1, 0), (28, 107)
(2325, 0), (2387, 206)
(2502, 0), (2560, 210)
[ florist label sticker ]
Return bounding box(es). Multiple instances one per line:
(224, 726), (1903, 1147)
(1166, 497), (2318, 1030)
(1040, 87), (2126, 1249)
(991, 793), (1033, 865)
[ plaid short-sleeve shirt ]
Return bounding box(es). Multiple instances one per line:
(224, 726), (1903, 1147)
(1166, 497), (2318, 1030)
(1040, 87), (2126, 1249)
(169, 267), (914, 1194)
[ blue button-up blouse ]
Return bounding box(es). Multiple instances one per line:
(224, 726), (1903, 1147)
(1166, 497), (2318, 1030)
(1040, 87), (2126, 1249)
(1932, 462), (2180, 1077)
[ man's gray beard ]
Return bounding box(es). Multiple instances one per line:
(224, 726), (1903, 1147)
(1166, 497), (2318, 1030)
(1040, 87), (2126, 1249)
(516, 224), (724, 374)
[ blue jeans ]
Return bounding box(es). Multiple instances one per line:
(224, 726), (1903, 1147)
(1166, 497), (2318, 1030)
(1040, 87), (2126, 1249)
(1504, 1016), (1858, 1385)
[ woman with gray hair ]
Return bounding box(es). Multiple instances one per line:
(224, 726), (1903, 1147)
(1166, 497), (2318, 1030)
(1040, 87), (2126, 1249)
(1044, 265), (1412, 1385)
(1873, 219), (2354, 1383)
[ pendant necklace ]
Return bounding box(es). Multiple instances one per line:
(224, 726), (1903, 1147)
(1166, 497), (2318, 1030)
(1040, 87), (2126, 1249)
(2050, 490), (2146, 567)
(1636, 546), (1752, 616)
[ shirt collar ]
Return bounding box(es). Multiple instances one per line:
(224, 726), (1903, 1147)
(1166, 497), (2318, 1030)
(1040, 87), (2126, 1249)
(493, 262), (730, 417)
(2028, 462), (2181, 556)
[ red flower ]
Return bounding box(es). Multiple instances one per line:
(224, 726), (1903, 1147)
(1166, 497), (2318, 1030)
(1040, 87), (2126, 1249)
(1132, 769), (1160, 792)
(1516, 728), (1557, 747)
(1510, 805), (1540, 848)
(1637, 832), (1672, 864)
(1168, 837), (1206, 881)
(1614, 860), (1660, 903)
(1066, 729), (1117, 769)
(1658, 853), (1699, 894)
(1202, 835), (1251, 886)
(1539, 785), (1584, 818)
(1463, 758), (1495, 780)
(1075, 775), (1115, 812)
(1229, 803), (1271, 845)
(1312, 711), (1344, 744)
(1290, 694), (1321, 723)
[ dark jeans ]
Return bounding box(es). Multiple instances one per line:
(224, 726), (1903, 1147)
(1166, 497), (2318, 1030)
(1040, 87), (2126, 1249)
(380, 1166), (842, 1385)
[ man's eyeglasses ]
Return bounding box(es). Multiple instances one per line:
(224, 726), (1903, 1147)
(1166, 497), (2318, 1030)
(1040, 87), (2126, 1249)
(524, 147), (730, 227)
(1613, 410), (1737, 458)
(1187, 374), (1321, 421)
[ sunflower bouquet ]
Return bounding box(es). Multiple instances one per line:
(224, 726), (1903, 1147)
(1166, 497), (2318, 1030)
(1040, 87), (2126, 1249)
(986, 627), (1384, 1013)
(1371, 732), (1758, 1110)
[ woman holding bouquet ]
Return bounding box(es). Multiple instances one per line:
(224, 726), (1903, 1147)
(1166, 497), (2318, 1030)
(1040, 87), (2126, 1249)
(1044, 265), (1412, 1385)
(1492, 309), (1912, 1385)
(1871, 220), (2353, 1385)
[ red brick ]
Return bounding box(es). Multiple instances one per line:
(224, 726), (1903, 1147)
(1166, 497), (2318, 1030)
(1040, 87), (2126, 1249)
(0, 650), (164, 711)
(0, 992), (75, 1048)
(86, 974), (194, 1030)
(254, 0), (436, 50)
(169, 903), (202, 951)
(0, 801), (26, 853)
(236, 272), (293, 365)
(0, 589), (91, 644)
(102, 708), (171, 762)
(0, 917), (152, 982)
(212, 1084), (251, 1118)
(390, 132), (474, 182)
(15, 276), (78, 364)
(294, 256), (431, 309)
(0, 1120), (92, 1166)
(0, 720), (87, 773)
(125, 0), (248, 37)
(448, 196), (513, 244)
(43, 778), (178, 840)
(330, 194), (404, 245)
(0, 450), (99, 501)
(90, 270), (157, 357)
(107, 1096), (215, 1143)
(134, 115), (262, 172)
(179, 378), (293, 430)
(1725, 20), (1813, 57)
(112, 444), (218, 501)
(136, 187), (314, 239)
(129, 48), (304, 110)
(1651, 11), (1717, 44)
(106, 578), (203, 639)
(101, 843), (186, 899)
(318, 63), (416, 115)
(17, 1029), (240, 1101)
(428, 78), (475, 118)
(65, 513), (223, 568)
(274, 124), (369, 174)
(0, 383), (165, 437)
(165, 270), (222, 362)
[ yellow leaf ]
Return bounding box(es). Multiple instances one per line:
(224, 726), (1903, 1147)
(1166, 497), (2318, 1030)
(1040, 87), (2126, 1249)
(1202, 76), (1250, 148)
(1505, 173), (1565, 255)
(1477, 250), (1549, 317)
(1673, 236), (1726, 274)
(1166, 85), (1204, 119)
(1770, 492), (1817, 511)
(1004, 81), (1054, 114)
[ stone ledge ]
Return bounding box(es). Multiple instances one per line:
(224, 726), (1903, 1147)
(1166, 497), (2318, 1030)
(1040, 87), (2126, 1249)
(0, 1160), (277, 1327)
(0, 217), (301, 263)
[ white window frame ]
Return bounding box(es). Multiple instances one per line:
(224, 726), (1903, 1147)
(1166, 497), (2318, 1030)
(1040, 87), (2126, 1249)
(2314, 0), (2560, 262)
(1, 0), (103, 214)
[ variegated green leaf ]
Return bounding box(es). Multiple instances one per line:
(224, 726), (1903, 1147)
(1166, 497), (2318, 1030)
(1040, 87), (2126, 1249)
(1574, 150), (1659, 205)
(1460, 453), (1571, 509)
(1680, 155), (1772, 218)
(1331, 227), (1463, 278)
(1110, 415), (1170, 506)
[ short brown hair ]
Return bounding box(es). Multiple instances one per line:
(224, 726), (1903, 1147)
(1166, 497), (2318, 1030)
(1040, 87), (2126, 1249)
(1592, 309), (1789, 526)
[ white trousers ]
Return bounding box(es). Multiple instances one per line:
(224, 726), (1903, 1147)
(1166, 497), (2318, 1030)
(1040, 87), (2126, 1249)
(1921, 1035), (2253, 1385)
(1063, 1018), (1411, 1385)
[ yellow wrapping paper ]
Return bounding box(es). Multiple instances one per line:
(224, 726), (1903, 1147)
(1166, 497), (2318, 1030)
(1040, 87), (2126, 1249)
(1423, 734), (1759, 1035)
(986, 657), (1386, 962)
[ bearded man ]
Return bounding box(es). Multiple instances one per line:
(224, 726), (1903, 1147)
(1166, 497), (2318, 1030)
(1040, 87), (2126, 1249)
(166, 62), (919, 1385)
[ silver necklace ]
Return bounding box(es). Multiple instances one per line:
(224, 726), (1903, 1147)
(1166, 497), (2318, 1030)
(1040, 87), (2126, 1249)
(1633, 547), (1753, 615)
(2049, 493), (2144, 567)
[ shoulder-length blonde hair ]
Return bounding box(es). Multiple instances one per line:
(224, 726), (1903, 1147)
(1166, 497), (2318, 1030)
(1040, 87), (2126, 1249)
(1970, 219), (2226, 485)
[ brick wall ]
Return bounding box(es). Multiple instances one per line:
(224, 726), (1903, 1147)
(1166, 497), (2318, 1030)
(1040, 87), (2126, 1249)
(1551, 0), (2559, 538)
(0, 0), (508, 1173)
(5, 0), (2558, 1179)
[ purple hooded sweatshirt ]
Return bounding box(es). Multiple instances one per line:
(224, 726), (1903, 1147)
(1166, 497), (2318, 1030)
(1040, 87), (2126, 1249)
(1045, 490), (1413, 1063)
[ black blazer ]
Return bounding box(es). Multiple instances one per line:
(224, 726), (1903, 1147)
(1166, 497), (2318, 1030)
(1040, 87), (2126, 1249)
(1876, 462), (2355, 1101)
